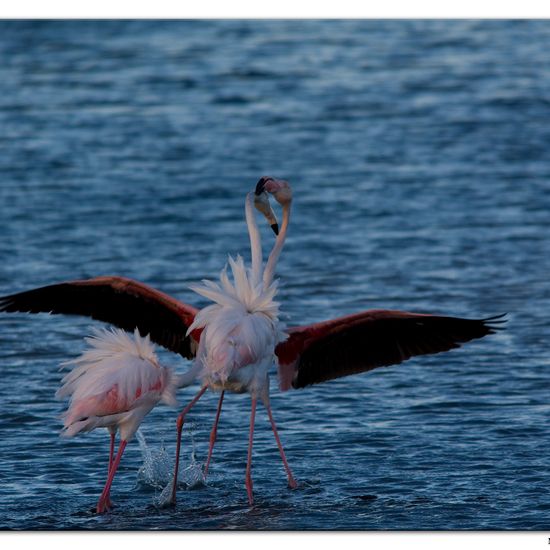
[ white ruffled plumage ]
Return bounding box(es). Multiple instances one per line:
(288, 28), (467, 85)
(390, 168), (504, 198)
(186, 254), (286, 387)
(57, 327), (177, 440)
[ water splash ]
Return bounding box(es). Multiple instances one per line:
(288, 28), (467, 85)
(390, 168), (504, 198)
(136, 429), (173, 489)
(181, 446), (207, 490)
(155, 424), (206, 508)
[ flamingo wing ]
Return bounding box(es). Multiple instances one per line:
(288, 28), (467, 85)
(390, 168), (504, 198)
(0, 276), (200, 358)
(275, 310), (506, 390)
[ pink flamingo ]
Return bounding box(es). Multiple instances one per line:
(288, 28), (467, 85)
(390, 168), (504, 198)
(0, 177), (504, 508)
(56, 327), (180, 513)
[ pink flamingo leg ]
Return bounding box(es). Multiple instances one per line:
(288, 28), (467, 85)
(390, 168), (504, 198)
(265, 402), (298, 489)
(108, 431), (115, 473)
(96, 439), (127, 514)
(204, 390), (224, 479)
(245, 397), (257, 505)
(105, 431), (116, 508)
(171, 385), (208, 504)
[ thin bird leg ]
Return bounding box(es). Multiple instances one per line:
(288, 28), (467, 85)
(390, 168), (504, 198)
(245, 397), (257, 505)
(96, 439), (127, 514)
(171, 385), (208, 504)
(203, 390), (225, 479)
(265, 402), (298, 489)
(104, 430), (116, 509)
(108, 431), (115, 473)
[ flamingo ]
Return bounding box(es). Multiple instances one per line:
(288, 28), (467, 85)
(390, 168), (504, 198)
(55, 327), (181, 513)
(0, 176), (505, 508)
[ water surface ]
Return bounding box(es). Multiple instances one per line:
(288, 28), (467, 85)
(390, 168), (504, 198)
(0, 20), (549, 530)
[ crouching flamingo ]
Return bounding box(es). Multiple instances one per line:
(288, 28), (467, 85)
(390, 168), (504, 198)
(0, 177), (505, 509)
(57, 327), (180, 513)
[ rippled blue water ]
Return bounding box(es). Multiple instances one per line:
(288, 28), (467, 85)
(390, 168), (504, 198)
(0, 20), (549, 530)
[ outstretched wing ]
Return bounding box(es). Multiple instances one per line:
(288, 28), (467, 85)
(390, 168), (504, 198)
(0, 276), (200, 358)
(275, 310), (506, 390)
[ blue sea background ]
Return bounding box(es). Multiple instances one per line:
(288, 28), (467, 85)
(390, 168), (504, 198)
(0, 20), (549, 530)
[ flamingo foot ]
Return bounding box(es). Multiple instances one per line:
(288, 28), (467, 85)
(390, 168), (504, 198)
(171, 386), (208, 506)
(96, 495), (112, 514)
(169, 479), (178, 506)
(264, 400), (298, 491)
(246, 476), (254, 506)
(95, 439), (127, 514)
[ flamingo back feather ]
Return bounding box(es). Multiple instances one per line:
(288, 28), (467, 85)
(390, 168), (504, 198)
(187, 255), (286, 384)
(57, 327), (177, 438)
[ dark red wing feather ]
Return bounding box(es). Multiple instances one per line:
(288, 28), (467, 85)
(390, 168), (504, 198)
(275, 310), (505, 390)
(0, 276), (200, 358)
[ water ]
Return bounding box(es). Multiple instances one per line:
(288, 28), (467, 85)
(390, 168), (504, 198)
(0, 19), (549, 530)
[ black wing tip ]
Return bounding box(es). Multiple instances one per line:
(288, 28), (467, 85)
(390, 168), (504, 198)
(481, 313), (508, 332)
(0, 295), (16, 312)
(0, 288), (53, 314)
(482, 313), (508, 322)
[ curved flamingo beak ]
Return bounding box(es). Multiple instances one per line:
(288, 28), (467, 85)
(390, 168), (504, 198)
(255, 176), (272, 196)
(254, 178), (279, 235)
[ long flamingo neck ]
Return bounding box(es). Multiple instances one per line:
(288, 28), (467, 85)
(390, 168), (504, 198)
(245, 192), (263, 287)
(263, 202), (291, 288)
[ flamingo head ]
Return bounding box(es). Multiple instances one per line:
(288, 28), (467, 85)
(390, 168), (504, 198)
(254, 176), (293, 235)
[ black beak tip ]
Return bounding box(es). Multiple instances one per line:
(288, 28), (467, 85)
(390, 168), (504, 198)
(271, 223), (279, 236)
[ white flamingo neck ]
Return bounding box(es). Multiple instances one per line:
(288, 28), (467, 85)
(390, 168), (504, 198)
(262, 202), (290, 289)
(245, 191), (263, 287)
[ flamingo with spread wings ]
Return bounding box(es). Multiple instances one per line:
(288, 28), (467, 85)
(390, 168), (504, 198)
(0, 176), (505, 509)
